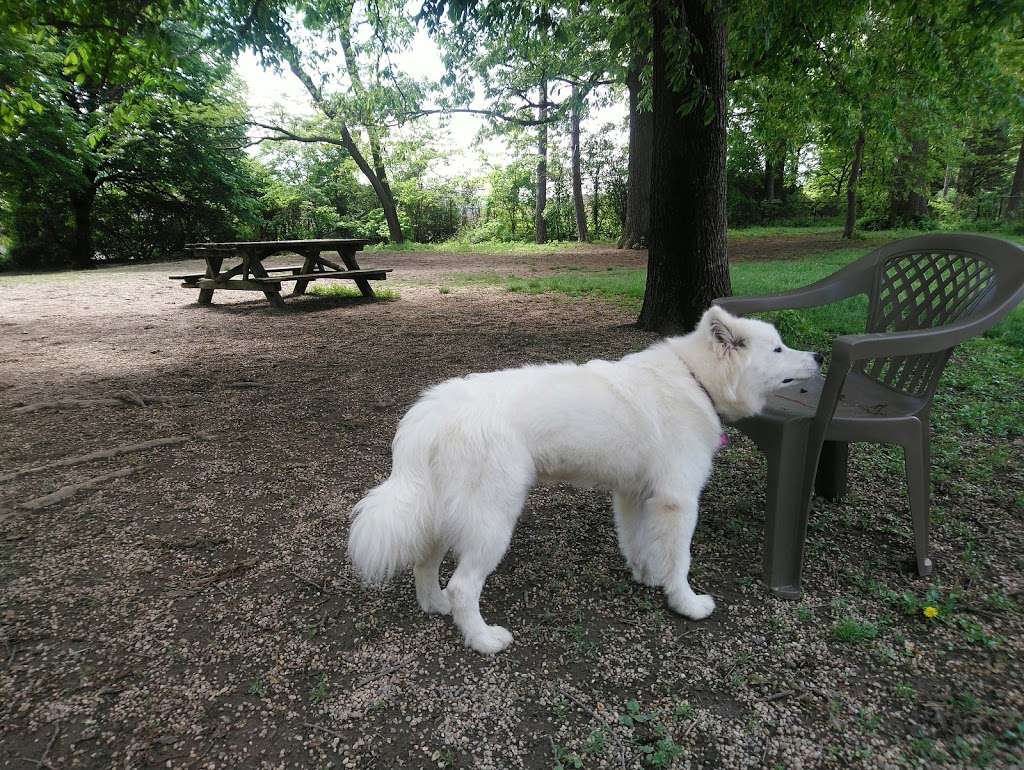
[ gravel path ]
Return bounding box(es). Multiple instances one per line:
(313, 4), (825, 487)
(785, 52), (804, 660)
(0, 249), (1020, 769)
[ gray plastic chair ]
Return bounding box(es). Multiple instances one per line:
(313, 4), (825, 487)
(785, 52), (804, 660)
(713, 234), (1024, 598)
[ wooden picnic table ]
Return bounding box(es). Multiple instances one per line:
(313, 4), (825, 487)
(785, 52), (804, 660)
(170, 238), (392, 308)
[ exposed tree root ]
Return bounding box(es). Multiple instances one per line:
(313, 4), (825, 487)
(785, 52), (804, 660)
(0, 436), (192, 483)
(17, 467), (136, 510)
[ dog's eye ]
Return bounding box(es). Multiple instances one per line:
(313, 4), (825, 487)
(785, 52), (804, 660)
(773, 346), (782, 353)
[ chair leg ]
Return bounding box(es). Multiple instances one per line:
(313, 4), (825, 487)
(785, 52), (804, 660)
(903, 420), (933, 577)
(760, 421), (812, 599)
(815, 441), (849, 502)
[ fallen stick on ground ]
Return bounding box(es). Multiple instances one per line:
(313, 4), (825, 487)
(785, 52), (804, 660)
(17, 468), (135, 510)
(170, 558), (260, 597)
(353, 656), (413, 689)
(0, 436), (192, 483)
(107, 390), (146, 407)
(14, 398), (124, 414)
(303, 722), (346, 741)
(12, 393), (175, 414)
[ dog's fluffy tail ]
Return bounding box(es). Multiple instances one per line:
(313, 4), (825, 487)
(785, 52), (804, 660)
(347, 400), (437, 584)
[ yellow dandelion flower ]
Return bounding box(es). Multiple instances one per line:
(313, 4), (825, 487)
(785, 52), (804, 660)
(923, 606), (939, 619)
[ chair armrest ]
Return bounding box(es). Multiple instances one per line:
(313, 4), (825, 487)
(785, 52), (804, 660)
(713, 270), (869, 317)
(831, 309), (1014, 362)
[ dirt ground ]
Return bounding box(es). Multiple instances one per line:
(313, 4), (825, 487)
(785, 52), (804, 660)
(1, 243), (1021, 769)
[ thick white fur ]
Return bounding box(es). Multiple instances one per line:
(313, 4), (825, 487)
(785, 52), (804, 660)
(348, 307), (820, 654)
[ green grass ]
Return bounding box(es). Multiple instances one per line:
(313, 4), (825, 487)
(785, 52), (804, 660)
(452, 246), (1024, 354)
(364, 239), (617, 255)
(363, 224), (1022, 254)
(307, 283), (399, 299)
(833, 617), (881, 643)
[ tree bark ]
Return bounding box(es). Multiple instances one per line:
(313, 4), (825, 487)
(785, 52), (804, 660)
(283, 43), (404, 243)
(1006, 133), (1024, 219)
(638, 0), (730, 334)
(764, 143), (785, 201)
(69, 182), (97, 268)
(888, 136), (930, 227)
(618, 59), (652, 249)
(535, 77), (549, 244)
(570, 85), (589, 242)
(337, 15), (404, 243)
(843, 127), (866, 240)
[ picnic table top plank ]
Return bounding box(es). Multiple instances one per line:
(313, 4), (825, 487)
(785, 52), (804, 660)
(185, 238), (371, 249)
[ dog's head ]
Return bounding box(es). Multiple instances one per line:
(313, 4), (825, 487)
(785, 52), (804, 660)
(695, 305), (821, 420)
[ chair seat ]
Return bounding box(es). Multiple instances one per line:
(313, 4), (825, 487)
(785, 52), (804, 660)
(760, 372), (926, 423)
(734, 372), (929, 447)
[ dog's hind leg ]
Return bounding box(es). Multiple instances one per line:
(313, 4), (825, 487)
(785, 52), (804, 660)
(614, 493), (657, 586)
(445, 486), (527, 655)
(647, 493), (715, 620)
(414, 541), (450, 615)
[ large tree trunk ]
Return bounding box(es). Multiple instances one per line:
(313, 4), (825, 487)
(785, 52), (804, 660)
(535, 78), (549, 244)
(335, 125), (403, 243)
(638, 0), (730, 334)
(618, 60), (652, 249)
(1006, 133), (1024, 219)
(888, 136), (930, 227)
(337, 9), (404, 243)
(284, 46), (404, 243)
(764, 142), (785, 201)
(69, 183), (97, 268)
(365, 137), (403, 242)
(843, 128), (866, 239)
(570, 85), (588, 242)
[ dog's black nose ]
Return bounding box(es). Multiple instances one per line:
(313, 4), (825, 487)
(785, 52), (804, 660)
(813, 352), (824, 365)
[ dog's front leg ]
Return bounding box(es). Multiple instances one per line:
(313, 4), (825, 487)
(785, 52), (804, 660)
(644, 494), (715, 620)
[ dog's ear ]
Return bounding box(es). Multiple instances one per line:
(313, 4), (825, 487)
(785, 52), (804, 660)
(702, 306), (746, 355)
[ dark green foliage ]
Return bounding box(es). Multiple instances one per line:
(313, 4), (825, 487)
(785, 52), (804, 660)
(0, 7), (259, 267)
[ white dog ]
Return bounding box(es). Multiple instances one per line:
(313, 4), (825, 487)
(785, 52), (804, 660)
(348, 306), (821, 654)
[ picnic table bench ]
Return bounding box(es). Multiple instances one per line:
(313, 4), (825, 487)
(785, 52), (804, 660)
(170, 238), (392, 308)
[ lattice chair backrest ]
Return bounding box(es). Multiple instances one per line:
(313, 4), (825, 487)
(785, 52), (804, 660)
(860, 249), (997, 396)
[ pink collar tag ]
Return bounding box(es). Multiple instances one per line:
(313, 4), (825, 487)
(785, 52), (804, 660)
(718, 433), (729, 449)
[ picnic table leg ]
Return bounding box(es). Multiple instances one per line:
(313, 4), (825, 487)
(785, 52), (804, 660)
(337, 247), (376, 298)
(293, 249), (319, 296)
(248, 252), (287, 309)
(198, 254), (224, 305)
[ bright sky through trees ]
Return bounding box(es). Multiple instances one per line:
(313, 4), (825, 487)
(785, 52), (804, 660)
(235, 31), (627, 179)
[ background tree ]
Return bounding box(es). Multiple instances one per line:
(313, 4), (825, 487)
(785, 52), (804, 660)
(0, 5), (256, 267)
(221, 0), (431, 243)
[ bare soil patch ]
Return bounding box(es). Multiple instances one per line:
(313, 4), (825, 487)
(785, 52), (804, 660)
(1, 247), (1020, 769)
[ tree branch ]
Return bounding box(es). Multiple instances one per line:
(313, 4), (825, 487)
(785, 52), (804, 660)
(400, 106), (563, 127)
(247, 120), (347, 146)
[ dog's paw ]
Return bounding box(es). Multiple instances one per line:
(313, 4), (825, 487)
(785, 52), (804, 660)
(419, 589), (451, 615)
(669, 592), (716, 620)
(464, 624), (513, 655)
